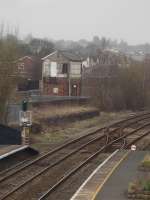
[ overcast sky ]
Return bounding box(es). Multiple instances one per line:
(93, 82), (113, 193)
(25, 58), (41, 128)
(0, 0), (150, 44)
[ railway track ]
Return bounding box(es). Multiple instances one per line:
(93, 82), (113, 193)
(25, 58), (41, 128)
(38, 122), (150, 200)
(0, 146), (38, 173)
(0, 111), (149, 180)
(0, 113), (150, 176)
(0, 112), (150, 200)
(1, 111), (150, 176)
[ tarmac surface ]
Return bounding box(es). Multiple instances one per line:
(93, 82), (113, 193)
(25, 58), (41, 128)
(95, 151), (148, 200)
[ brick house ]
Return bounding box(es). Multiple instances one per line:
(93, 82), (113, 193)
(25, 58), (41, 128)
(42, 50), (82, 96)
(17, 56), (42, 92)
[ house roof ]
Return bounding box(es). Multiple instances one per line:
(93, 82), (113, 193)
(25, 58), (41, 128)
(42, 50), (82, 62)
(41, 51), (57, 60)
(60, 50), (82, 61)
(18, 56), (33, 61)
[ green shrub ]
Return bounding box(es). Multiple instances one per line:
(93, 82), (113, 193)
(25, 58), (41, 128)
(141, 155), (150, 168)
(143, 181), (150, 191)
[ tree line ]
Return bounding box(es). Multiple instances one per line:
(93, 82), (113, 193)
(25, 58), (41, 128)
(82, 59), (150, 111)
(0, 29), (150, 123)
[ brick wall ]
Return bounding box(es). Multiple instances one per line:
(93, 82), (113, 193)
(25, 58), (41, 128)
(43, 78), (81, 96)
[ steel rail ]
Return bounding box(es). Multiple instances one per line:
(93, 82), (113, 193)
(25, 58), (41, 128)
(38, 122), (150, 199)
(0, 134), (108, 200)
(0, 111), (149, 182)
(2, 121), (150, 200)
(1, 113), (150, 200)
(125, 130), (150, 148)
(1, 119), (150, 200)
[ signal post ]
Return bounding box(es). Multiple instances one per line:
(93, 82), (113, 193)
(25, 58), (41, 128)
(19, 100), (32, 145)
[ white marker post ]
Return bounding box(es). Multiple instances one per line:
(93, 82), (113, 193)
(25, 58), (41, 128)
(131, 144), (136, 151)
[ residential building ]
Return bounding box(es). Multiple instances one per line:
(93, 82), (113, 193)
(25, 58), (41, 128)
(17, 56), (42, 92)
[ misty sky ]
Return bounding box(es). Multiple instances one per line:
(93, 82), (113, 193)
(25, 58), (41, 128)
(0, 0), (150, 44)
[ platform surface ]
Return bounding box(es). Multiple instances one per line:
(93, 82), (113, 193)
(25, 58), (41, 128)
(95, 151), (148, 200)
(0, 145), (22, 156)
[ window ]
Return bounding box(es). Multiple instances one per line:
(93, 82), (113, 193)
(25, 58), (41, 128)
(18, 80), (39, 91)
(62, 63), (68, 74)
(18, 62), (25, 72)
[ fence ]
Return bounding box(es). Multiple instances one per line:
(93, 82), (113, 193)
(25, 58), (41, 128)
(0, 124), (21, 144)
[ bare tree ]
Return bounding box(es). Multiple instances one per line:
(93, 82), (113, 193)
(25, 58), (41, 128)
(0, 26), (19, 123)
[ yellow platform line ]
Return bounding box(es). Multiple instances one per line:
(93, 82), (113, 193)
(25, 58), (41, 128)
(91, 150), (130, 200)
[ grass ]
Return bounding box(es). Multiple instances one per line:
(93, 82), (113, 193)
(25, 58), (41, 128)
(30, 110), (133, 152)
(128, 154), (150, 195)
(33, 105), (98, 121)
(141, 154), (150, 168)
(128, 180), (150, 193)
(143, 180), (150, 191)
(128, 181), (140, 193)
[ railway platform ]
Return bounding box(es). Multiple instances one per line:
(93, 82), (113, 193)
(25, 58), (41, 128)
(0, 145), (22, 158)
(71, 150), (148, 200)
(0, 145), (38, 160)
(0, 145), (38, 172)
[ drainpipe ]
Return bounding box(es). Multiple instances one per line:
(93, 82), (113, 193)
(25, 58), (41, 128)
(80, 62), (82, 96)
(41, 62), (44, 95)
(68, 63), (71, 96)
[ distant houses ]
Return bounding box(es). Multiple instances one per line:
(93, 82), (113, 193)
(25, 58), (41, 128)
(16, 51), (83, 97)
(16, 49), (133, 98)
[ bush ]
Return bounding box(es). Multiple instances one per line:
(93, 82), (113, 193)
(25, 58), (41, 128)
(128, 182), (139, 193)
(143, 181), (150, 191)
(141, 155), (150, 168)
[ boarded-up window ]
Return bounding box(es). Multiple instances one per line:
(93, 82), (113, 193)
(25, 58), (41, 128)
(51, 62), (57, 77)
(70, 62), (81, 77)
(43, 60), (50, 76)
